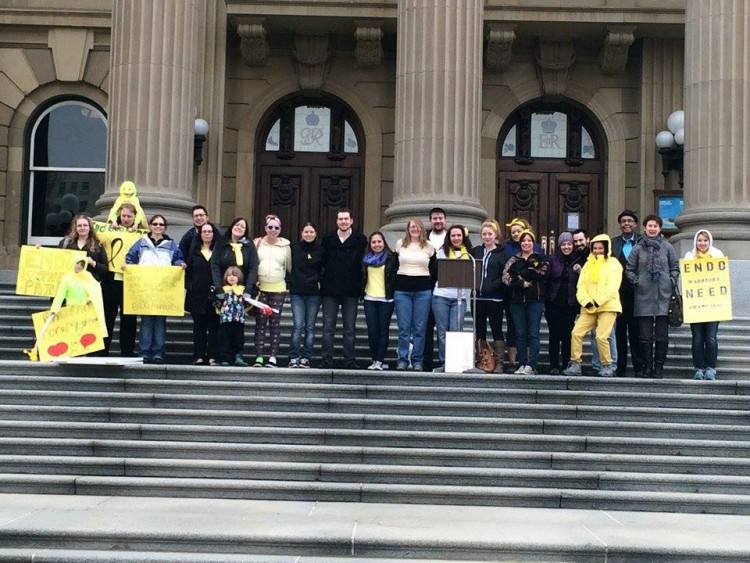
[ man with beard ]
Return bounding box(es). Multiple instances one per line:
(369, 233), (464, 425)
(423, 207), (447, 371)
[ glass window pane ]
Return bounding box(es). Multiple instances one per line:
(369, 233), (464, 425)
(581, 126), (595, 159)
(30, 170), (105, 237)
(265, 119), (281, 151)
(501, 125), (517, 157)
(530, 112), (567, 158)
(344, 120), (359, 153)
(33, 103), (107, 168)
(294, 106), (330, 152)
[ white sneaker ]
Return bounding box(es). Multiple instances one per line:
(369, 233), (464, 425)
(599, 364), (616, 377)
(562, 361), (582, 376)
(367, 361), (382, 370)
(514, 365), (528, 375)
(523, 365), (536, 375)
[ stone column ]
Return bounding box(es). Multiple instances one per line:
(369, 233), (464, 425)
(675, 0), (750, 258)
(99, 0), (200, 226)
(383, 0), (487, 233)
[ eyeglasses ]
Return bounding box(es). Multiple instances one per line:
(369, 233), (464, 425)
(193, 212), (206, 217)
(266, 225), (281, 231)
(151, 222), (165, 227)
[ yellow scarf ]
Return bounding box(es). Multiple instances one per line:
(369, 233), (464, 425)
(585, 254), (606, 284)
(222, 283), (246, 295)
(448, 245), (469, 259)
(230, 242), (244, 266)
(695, 250), (709, 259)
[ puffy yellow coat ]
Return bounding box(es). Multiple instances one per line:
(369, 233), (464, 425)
(576, 233), (623, 314)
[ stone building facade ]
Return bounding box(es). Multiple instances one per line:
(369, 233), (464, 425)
(0, 0), (748, 269)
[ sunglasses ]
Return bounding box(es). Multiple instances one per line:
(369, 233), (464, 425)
(151, 222), (165, 227)
(266, 225), (281, 231)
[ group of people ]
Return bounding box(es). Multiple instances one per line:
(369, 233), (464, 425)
(50, 201), (723, 379)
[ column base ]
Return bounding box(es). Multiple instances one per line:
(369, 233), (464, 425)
(674, 207), (750, 260)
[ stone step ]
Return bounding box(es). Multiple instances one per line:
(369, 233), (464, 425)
(1, 474), (749, 514)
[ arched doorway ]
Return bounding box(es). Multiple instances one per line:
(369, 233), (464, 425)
(496, 101), (606, 253)
(255, 96), (364, 238)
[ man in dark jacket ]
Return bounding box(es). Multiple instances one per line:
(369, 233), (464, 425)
(320, 209), (368, 369)
(610, 209), (644, 377)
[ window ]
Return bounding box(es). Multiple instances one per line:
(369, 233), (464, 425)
(27, 99), (107, 245)
(498, 105), (598, 163)
(263, 102), (360, 156)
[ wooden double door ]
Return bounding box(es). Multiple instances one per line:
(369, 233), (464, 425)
(497, 169), (602, 254)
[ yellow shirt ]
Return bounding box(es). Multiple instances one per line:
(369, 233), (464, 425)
(365, 265), (386, 299)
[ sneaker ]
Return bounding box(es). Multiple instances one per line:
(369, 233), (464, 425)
(514, 364), (528, 375)
(266, 356), (277, 368)
(209, 359), (219, 366)
(562, 361), (582, 376)
(153, 357), (163, 365)
(522, 365), (536, 375)
(412, 363), (423, 372)
(693, 369), (705, 380)
(253, 356), (264, 367)
(367, 361), (382, 370)
(234, 356), (248, 367)
(288, 358), (300, 368)
(549, 368), (561, 375)
(299, 358), (311, 369)
(396, 362), (408, 371)
(192, 358), (205, 365)
(599, 364), (616, 377)
(704, 368), (717, 381)
(221, 361), (230, 367)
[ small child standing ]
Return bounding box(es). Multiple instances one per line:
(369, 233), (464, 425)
(215, 266), (252, 366)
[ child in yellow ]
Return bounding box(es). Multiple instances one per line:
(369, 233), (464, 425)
(563, 234), (622, 377)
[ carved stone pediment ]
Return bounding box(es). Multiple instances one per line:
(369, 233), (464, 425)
(535, 39), (575, 97)
(485, 23), (516, 72)
(237, 19), (268, 67)
(600, 25), (636, 75)
(294, 33), (331, 94)
(354, 20), (383, 69)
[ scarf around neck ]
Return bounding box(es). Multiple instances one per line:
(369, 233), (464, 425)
(363, 251), (388, 267)
(230, 242), (244, 266)
(448, 245), (469, 259)
(642, 236), (663, 281)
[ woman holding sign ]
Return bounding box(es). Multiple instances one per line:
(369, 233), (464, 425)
(625, 214), (680, 378)
(124, 215), (186, 364)
(684, 229), (724, 381)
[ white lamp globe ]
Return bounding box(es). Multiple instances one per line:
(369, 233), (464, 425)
(667, 110), (684, 134)
(655, 130), (675, 149)
(674, 127), (684, 146)
(194, 118), (209, 136)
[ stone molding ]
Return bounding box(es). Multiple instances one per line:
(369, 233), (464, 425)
(485, 23), (515, 72)
(237, 19), (268, 67)
(600, 25), (636, 75)
(293, 33), (331, 94)
(354, 21), (383, 69)
(535, 38), (575, 97)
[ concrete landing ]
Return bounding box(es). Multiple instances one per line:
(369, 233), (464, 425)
(0, 494), (749, 562)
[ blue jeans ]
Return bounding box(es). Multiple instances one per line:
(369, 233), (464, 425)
(364, 300), (395, 362)
(289, 294), (321, 360)
(394, 289), (432, 365)
(691, 321), (719, 369)
(591, 326), (618, 370)
(432, 295), (467, 364)
(321, 296), (359, 364)
(509, 302), (544, 368)
(139, 315), (166, 360)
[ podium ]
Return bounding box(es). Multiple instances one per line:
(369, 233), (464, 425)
(435, 257), (484, 373)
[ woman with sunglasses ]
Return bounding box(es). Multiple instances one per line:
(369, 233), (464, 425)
(251, 214), (291, 367)
(124, 214), (186, 364)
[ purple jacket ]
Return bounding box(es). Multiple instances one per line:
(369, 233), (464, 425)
(545, 252), (584, 307)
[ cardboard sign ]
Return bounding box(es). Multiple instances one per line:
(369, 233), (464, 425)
(123, 265), (185, 316)
(92, 221), (148, 274)
(16, 246), (87, 297)
(31, 303), (105, 362)
(680, 257), (733, 324)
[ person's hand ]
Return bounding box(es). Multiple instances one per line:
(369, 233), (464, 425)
(523, 281), (532, 288)
(180, 263), (187, 270)
(573, 264), (582, 273)
(87, 257), (96, 267)
(121, 264), (127, 271)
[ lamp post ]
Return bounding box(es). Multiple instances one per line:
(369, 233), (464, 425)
(194, 118), (209, 166)
(654, 110), (684, 189)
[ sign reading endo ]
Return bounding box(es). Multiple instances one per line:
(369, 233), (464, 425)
(679, 257), (732, 324)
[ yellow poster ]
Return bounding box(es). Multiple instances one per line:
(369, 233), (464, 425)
(16, 246), (87, 297)
(31, 303), (105, 362)
(123, 265), (185, 316)
(680, 257), (732, 324)
(92, 221), (148, 274)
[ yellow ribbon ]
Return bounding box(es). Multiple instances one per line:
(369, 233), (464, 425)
(230, 242), (244, 267)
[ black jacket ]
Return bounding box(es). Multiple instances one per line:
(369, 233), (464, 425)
(210, 238), (259, 289)
(470, 245), (506, 298)
(611, 233), (641, 297)
(58, 239), (110, 283)
(362, 252), (399, 300)
(184, 243), (215, 315)
(320, 230), (368, 297)
(289, 240), (324, 295)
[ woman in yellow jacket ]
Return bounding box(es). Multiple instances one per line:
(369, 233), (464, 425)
(563, 234), (623, 377)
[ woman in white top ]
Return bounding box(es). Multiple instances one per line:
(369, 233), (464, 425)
(252, 213), (291, 367)
(432, 225), (473, 368)
(393, 218), (436, 371)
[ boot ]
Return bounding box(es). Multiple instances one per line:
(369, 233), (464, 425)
(640, 341), (654, 378)
(653, 341), (668, 379)
(492, 341), (505, 374)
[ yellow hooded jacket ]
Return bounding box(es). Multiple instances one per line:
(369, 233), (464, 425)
(576, 233), (623, 314)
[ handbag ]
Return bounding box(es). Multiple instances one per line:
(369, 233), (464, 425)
(476, 339), (496, 373)
(668, 279), (683, 328)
